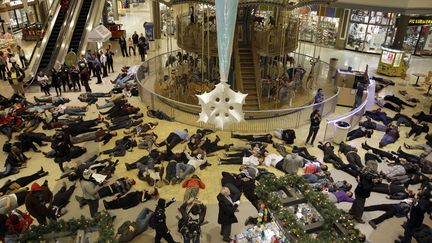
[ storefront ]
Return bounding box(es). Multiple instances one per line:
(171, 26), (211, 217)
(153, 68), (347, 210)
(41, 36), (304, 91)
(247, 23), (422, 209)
(345, 10), (396, 54)
(299, 6), (339, 48)
(6, 0), (39, 31)
(404, 16), (432, 56)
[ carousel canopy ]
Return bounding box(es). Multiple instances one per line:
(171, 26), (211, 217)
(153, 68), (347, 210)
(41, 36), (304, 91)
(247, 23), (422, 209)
(156, 0), (336, 9)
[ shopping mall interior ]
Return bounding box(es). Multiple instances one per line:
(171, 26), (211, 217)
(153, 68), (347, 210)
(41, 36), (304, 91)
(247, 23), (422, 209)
(0, 0), (431, 242)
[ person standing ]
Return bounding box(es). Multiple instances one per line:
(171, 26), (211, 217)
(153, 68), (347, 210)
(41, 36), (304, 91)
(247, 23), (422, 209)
(93, 54), (103, 84)
(132, 31), (139, 52)
(137, 40), (146, 62)
(305, 109), (321, 146)
(128, 37), (135, 56)
(25, 182), (55, 225)
(353, 80), (367, 109)
(349, 167), (380, 223)
(99, 50), (108, 77)
(106, 49), (114, 73)
(7, 65), (25, 97)
(0, 51), (7, 80)
(217, 187), (239, 242)
(152, 198), (178, 243)
(51, 67), (61, 96)
(69, 64), (81, 91)
(119, 36), (128, 57)
(79, 169), (100, 217)
(313, 88), (324, 111)
(85, 50), (94, 77)
(80, 67), (91, 93)
(16, 45), (27, 69)
(37, 71), (50, 96)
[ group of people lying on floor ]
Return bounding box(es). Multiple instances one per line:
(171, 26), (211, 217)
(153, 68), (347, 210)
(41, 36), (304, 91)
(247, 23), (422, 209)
(2, 66), (432, 242)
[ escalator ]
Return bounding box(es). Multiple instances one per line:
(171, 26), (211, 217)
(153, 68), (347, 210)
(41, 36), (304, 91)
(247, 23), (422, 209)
(38, 9), (67, 70)
(69, 0), (93, 53)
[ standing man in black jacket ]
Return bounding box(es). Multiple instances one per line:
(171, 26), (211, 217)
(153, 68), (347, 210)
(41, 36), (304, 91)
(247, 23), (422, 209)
(152, 198), (178, 243)
(396, 186), (432, 243)
(349, 167), (380, 223)
(132, 31), (139, 52)
(217, 186), (240, 242)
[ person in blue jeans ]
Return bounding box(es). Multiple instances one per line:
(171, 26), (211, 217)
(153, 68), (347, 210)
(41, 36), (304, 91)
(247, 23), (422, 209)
(116, 207), (154, 242)
(0, 146), (28, 178)
(379, 125), (400, 148)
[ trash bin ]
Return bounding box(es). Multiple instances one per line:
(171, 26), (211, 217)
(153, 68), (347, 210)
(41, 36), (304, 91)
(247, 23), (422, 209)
(333, 121), (351, 144)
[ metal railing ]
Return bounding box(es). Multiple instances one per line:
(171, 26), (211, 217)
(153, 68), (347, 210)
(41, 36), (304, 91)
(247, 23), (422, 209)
(136, 51), (339, 132)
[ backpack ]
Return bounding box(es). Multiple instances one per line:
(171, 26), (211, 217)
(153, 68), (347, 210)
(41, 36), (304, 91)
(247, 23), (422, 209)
(149, 208), (165, 229)
(178, 214), (201, 237)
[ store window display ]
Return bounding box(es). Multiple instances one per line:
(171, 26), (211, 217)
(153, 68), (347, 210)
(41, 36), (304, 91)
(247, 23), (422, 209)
(299, 7), (339, 48)
(403, 16), (432, 56)
(346, 10), (395, 54)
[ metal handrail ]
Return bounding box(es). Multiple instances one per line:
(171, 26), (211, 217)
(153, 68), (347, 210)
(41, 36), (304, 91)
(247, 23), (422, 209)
(136, 51), (339, 115)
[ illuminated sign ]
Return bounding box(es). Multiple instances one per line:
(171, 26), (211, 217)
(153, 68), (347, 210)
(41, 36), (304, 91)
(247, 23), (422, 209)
(408, 16), (432, 26)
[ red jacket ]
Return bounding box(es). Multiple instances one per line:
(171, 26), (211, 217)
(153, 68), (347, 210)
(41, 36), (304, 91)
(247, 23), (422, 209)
(6, 211), (33, 234)
(182, 178), (205, 189)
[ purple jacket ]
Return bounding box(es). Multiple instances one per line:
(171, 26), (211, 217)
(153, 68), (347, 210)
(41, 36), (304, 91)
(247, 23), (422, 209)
(334, 191), (354, 203)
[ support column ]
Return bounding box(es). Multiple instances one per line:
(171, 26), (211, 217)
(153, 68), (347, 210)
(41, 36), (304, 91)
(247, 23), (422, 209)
(38, 0), (48, 24)
(392, 15), (410, 50)
(151, 1), (161, 39)
(112, 0), (119, 20)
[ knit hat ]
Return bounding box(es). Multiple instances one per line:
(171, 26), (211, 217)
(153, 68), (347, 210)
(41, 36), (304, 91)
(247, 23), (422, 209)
(130, 179), (136, 185)
(31, 182), (43, 191)
(82, 169), (92, 180)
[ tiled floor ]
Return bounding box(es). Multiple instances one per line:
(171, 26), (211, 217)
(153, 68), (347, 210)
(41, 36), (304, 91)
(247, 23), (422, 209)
(1, 5), (432, 243)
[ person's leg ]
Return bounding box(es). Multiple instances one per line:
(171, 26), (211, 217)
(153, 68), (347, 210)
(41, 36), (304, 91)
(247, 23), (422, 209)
(87, 199), (99, 217)
(221, 224), (231, 241)
(176, 163), (187, 179)
(167, 134), (183, 150)
(155, 231), (163, 243)
(97, 101), (114, 110)
(220, 157), (243, 165)
(350, 195), (366, 221)
(400, 225), (416, 243)
(165, 162), (176, 182)
(98, 186), (113, 198)
(136, 208), (153, 232)
(161, 231), (176, 243)
(15, 169), (47, 187)
(310, 127), (319, 145)
(369, 208), (396, 225)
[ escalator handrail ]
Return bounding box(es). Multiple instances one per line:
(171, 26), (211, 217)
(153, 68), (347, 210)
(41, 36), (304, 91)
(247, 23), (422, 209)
(46, 0), (82, 70)
(76, 0), (105, 56)
(27, 0), (60, 66)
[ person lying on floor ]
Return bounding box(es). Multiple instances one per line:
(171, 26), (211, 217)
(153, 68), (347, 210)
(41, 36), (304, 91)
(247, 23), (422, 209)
(273, 142), (317, 161)
(413, 111), (432, 123)
(107, 116), (143, 131)
(359, 118), (389, 132)
(56, 118), (105, 136)
(33, 96), (70, 106)
(136, 133), (158, 151)
(0, 189), (28, 214)
(182, 175), (206, 202)
(100, 103), (140, 119)
(96, 98), (127, 110)
(174, 150), (208, 183)
(376, 97), (402, 112)
(51, 182), (76, 218)
(49, 105), (88, 117)
(5, 209), (33, 235)
(41, 113), (83, 130)
(325, 190), (355, 203)
(156, 129), (189, 150)
(273, 128), (296, 145)
(263, 150), (304, 174)
(123, 122), (158, 136)
(189, 136), (233, 155)
(116, 207), (154, 242)
(338, 142), (364, 170)
(228, 141), (268, 157)
(346, 127), (374, 141)
(101, 136), (137, 157)
(102, 188), (159, 210)
(78, 92), (112, 103)
(218, 149), (262, 166)
(0, 146), (29, 179)
(364, 199), (412, 230)
(76, 178), (136, 207)
(379, 163), (407, 181)
(361, 142), (399, 162)
(384, 94), (416, 108)
(379, 125), (400, 148)
(393, 113), (414, 127)
(59, 156), (119, 182)
(231, 133), (273, 143)
(0, 167), (48, 196)
(404, 142), (432, 156)
(406, 121), (429, 140)
(371, 182), (415, 199)
(395, 148), (432, 174)
(20, 112), (43, 133)
(70, 129), (117, 144)
(364, 108), (393, 126)
(146, 106), (174, 121)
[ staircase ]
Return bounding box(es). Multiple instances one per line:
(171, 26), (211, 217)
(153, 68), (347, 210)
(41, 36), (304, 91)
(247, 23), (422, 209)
(69, 0), (93, 53)
(38, 9), (66, 70)
(238, 48), (260, 110)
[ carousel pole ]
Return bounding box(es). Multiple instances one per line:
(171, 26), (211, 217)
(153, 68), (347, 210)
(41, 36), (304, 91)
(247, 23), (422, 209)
(201, 4), (205, 83)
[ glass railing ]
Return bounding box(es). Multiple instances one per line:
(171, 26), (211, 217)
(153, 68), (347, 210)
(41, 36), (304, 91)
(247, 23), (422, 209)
(323, 79), (376, 141)
(136, 51), (339, 132)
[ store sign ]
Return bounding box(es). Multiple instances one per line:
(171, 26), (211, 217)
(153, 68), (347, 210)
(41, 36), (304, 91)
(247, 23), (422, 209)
(409, 17), (432, 26)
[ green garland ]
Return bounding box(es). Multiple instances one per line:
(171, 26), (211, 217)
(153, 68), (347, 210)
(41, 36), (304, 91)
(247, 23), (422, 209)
(20, 211), (116, 243)
(256, 174), (362, 243)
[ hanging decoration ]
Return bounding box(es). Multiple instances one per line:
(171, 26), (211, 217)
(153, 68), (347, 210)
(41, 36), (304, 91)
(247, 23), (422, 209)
(197, 0), (247, 130)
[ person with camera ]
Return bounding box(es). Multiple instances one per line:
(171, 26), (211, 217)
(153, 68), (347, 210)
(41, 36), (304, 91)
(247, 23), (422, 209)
(349, 167), (380, 223)
(151, 198), (179, 243)
(178, 198), (207, 243)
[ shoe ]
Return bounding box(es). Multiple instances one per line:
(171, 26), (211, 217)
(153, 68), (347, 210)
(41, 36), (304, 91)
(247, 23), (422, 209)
(171, 177), (177, 185)
(222, 238), (232, 242)
(215, 135), (220, 142)
(354, 218), (365, 224)
(368, 220), (377, 229)
(75, 196), (84, 208)
(125, 163), (132, 171)
(103, 200), (109, 209)
(397, 146), (402, 153)
(397, 235), (404, 240)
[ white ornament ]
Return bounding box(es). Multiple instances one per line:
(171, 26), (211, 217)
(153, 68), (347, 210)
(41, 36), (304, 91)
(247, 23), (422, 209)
(197, 83), (247, 130)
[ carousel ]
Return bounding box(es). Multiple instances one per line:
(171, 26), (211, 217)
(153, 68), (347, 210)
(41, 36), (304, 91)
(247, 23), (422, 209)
(138, 0), (339, 130)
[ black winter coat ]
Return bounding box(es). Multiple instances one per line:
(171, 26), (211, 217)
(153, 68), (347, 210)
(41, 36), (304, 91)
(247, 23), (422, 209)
(217, 193), (238, 225)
